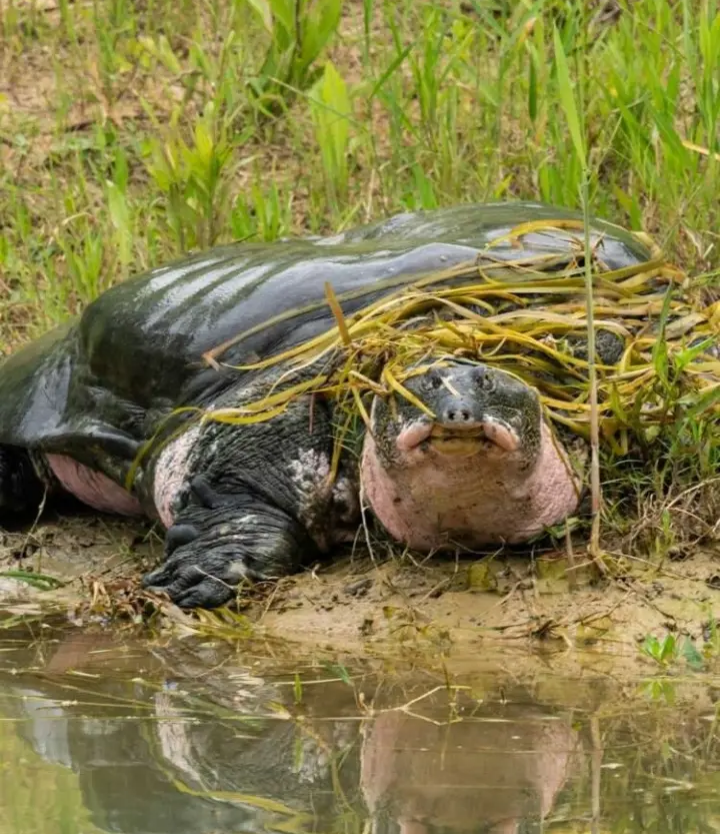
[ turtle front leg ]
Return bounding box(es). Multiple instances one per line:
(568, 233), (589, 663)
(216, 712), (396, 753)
(142, 371), (353, 609)
(142, 486), (315, 609)
(0, 445), (45, 519)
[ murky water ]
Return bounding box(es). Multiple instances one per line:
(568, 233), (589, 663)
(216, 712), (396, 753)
(0, 619), (718, 834)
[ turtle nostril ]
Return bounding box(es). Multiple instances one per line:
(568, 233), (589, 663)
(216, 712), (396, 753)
(445, 407), (472, 423)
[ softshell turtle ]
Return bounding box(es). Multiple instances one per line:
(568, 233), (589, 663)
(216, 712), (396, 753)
(0, 203), (654, 608)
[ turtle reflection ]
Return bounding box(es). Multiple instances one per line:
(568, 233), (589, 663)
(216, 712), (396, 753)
(360, 688), (581, 834)
(0, 629), (587, 834)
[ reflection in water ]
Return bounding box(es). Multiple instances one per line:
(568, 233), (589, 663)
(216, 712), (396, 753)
(361, 693), (581, 834)
(0, 622), (718, 834)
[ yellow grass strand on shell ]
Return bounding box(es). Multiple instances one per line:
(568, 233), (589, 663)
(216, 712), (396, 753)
(198, 223), (719, 442)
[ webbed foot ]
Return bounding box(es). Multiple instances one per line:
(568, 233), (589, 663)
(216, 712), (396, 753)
(142, 503), (312, 609)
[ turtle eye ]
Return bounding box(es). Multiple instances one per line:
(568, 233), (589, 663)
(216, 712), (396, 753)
(425, 369), (443, 390)
(474, 368), (495, 392)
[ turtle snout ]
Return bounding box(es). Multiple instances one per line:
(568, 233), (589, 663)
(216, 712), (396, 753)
(441, 402), (476, 425)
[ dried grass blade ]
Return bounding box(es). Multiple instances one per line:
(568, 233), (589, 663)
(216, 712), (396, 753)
(382, 365), (434, 416)
(324, 281), (352, 347)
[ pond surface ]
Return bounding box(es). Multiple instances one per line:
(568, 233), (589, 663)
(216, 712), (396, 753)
(0, 618), (718, 834)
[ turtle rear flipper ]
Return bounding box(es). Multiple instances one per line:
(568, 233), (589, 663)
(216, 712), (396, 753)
(0, 446), (45, 520)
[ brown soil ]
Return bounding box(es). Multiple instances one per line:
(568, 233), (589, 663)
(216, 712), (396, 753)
(247, 546), (720, 659)
(1, 511), (718, 666)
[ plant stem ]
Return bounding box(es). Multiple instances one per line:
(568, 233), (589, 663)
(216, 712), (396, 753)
(581, 174), (603, 563)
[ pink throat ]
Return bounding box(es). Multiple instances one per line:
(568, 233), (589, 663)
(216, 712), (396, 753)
(360, 421), (581, 551)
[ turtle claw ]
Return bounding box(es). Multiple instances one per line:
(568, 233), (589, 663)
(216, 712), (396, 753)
(172, 580), (237, 610)
(142, 504), (305, 608)
(142, 553), (237, 608)
(142, 552), (258, 609)
(165, 523), (200, 554)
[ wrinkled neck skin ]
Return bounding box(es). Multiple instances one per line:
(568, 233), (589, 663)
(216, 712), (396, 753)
(147, 369), (360, 550)
(361, 419), (580, 551)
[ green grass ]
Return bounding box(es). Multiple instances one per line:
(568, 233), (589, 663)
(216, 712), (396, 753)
(0, 0), (718, 346)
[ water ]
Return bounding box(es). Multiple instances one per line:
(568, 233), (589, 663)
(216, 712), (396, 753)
(0, 619), (718, 834)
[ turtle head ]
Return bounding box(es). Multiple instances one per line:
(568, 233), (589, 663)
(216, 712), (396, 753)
(359, 361), (569, 551)
(367, 361), (543, 473)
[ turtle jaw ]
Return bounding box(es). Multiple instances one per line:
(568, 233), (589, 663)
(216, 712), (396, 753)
(396, 418), (520, 459)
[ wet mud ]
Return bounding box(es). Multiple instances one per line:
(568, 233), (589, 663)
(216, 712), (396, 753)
(1, 511), (718, 666)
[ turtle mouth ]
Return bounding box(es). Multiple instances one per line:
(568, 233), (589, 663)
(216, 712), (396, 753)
(397, 419), (520, 456)
(430, 421), (520, 455)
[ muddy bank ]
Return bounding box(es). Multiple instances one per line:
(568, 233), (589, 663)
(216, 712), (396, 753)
(250, 547), (720, 654)
(1, 512), (718, 663)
